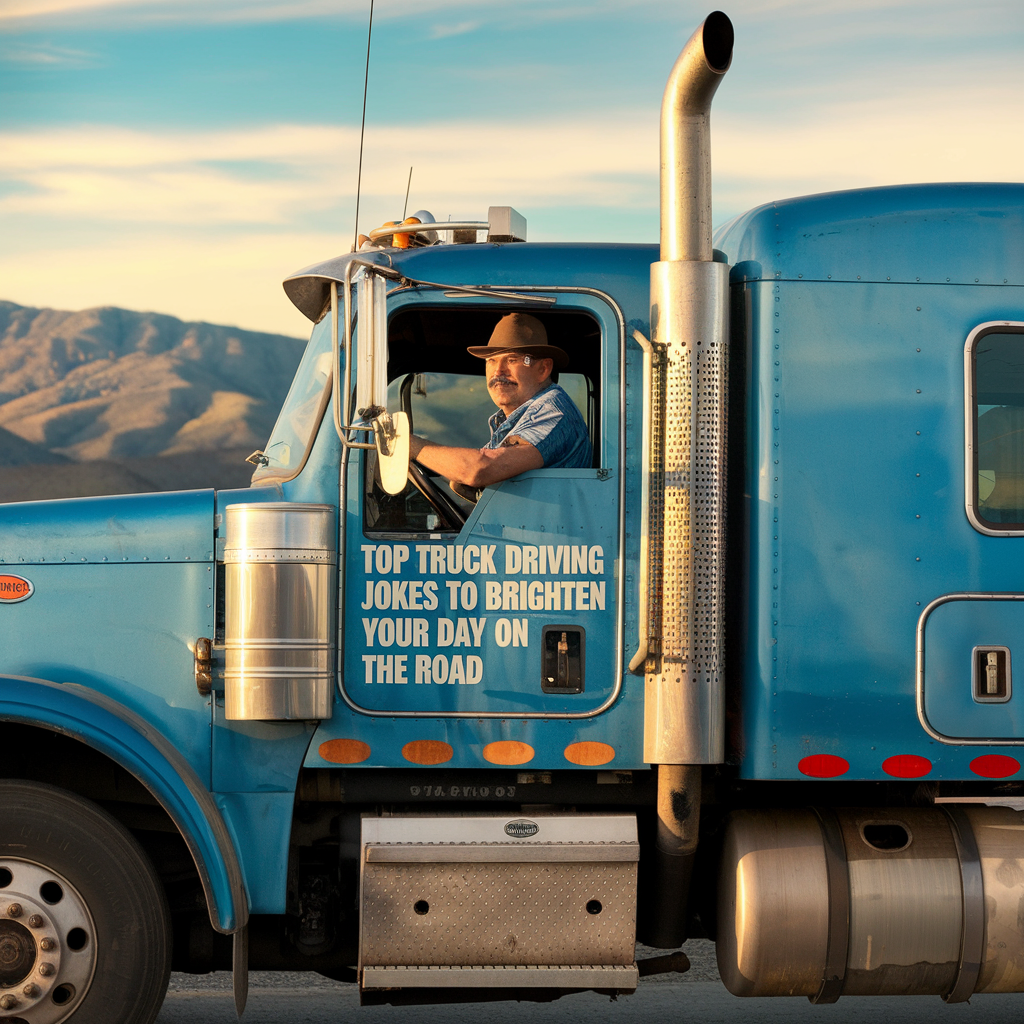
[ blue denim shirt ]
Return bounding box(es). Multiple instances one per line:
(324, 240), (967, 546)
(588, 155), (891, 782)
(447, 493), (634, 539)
(484, 383), (592, 468)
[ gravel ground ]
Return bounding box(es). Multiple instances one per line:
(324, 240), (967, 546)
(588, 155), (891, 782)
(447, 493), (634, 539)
(160, 944), (1022, 1024)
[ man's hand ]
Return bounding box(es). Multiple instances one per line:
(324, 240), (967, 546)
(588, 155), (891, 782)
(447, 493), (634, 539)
(410, 434), (543, 488)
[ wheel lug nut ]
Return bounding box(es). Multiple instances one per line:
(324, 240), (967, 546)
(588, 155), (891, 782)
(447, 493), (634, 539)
(23, 983), (39, 998)
(40, 937), (56, 951)
(38, 962), (55, 977)
(6, 903), (22, 918)
(0, 993), (19, 1009)
(28, 914), (44, 928)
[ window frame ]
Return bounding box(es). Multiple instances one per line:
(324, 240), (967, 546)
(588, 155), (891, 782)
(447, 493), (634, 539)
(361, 303), (604, 539)
(251, 320), (334, 487)
(965, 320), (1024, 536)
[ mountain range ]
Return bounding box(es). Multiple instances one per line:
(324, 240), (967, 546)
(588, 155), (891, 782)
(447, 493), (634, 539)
(0, 300), (307, 502)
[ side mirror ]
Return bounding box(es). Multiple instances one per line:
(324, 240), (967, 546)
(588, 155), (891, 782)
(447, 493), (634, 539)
(374, 411), (410, 495)
(355, 269), (388, 420)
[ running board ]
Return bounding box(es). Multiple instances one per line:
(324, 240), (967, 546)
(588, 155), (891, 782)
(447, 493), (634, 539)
(361, 964), (639, 989)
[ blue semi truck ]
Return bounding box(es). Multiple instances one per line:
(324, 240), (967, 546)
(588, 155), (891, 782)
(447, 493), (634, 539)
(3, 11), (1024, 1022)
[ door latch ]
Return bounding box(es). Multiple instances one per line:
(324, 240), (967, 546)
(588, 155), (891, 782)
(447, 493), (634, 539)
(541, 625), (585, 694)
(972, 645), (1011, 703)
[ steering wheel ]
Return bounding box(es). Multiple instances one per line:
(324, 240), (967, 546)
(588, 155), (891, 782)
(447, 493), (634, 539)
(395, 372), (468, 530)
(407, 461), (467, 529)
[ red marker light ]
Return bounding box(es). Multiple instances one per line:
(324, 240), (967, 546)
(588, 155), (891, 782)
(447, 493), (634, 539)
(882, 754), (932, 778)
(970, 754), (1020, 779)
(798, 754), (849, 778)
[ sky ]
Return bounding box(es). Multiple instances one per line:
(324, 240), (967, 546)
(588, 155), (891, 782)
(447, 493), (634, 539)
(1, 0), (1022, 339)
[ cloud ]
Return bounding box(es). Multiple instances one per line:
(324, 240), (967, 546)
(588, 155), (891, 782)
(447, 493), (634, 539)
(3, 65), (1022, 228)
(1, 70), (1021, 333)
(0, 43), (96, 66)
(429, 20), (480, 40)
(0, 0), (505, 26)
(0, 120), (662, 230)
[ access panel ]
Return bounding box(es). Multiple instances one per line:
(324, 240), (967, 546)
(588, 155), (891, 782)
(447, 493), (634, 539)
(920, 595), (1024, 742)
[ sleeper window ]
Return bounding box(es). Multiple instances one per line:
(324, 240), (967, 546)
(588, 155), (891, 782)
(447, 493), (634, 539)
(970, 326), (1024, 530)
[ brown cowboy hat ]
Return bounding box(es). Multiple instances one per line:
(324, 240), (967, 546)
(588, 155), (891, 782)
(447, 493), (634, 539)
(467, 313), (569, 370)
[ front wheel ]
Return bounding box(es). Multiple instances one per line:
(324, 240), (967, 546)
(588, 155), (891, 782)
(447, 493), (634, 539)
(0, 780), (171, 1024)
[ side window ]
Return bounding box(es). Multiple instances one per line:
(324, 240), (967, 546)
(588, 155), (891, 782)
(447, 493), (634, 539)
(363, 308), (599, 537)
(969, 324), (1024, 531)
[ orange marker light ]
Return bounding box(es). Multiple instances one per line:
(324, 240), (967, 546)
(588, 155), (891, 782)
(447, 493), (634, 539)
(318, 739), (371, 764)
(402, 740), (453, 765)
(563, 741), (615, 766)
(392, 216), (421, 249)
(482, 741), (534, 766)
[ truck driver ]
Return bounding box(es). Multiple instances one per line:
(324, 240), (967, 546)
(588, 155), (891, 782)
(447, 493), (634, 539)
(408, 313), (593, 493)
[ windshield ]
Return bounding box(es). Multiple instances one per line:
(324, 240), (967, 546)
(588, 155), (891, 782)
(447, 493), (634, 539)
(252, 317), (334, 482)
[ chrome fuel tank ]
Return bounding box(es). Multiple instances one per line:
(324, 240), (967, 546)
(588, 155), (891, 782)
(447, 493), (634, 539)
(223, 502), (336, 720)
(717, 805), (1024, 1000)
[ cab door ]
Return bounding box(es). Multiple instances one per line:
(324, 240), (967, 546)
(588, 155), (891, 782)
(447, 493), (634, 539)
(341, 291), (623, 719)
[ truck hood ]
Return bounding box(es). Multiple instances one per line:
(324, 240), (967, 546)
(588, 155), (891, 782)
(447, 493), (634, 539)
(0, 489), (215, 565)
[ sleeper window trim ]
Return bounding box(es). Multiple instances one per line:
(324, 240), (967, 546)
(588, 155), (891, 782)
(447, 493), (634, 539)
(965, 321), (1024, 537)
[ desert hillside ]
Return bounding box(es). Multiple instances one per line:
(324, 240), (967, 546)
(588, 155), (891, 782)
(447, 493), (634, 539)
(0, 300), (307, 502)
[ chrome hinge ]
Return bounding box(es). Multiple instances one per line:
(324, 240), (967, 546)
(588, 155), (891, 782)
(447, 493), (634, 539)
(194, 637), (214, 696)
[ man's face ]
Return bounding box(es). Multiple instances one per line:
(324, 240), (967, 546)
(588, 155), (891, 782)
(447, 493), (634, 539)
(485, 351), (553, 414)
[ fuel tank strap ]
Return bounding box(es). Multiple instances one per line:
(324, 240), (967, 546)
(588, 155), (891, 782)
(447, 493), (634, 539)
(809, 807), (849, 1004)
(942, 806), (985, 1004)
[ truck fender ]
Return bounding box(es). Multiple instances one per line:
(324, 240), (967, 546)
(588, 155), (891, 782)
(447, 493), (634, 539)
(0, 674), (248, 935)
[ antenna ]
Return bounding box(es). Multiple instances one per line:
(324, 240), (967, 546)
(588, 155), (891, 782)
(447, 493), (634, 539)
(352, 0), (374, 252)
(402, 166), (413, 221)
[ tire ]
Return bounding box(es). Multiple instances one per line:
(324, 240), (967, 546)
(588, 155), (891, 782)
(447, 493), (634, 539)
(0, 780), (171, 1024)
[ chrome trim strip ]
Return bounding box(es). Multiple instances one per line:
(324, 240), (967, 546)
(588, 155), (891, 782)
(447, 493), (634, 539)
(368, 221), (486, 241)
(391, 275), (557, 305)
(335, 285), (628, 720)
(916, 591), (1024, 745)
(963, 321), (1024, 537)
(628, 329), (653, 675)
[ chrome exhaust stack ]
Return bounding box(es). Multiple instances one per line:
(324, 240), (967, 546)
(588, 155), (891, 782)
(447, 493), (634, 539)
(639, 11), (732, 949)
(659, 11), (734, 264)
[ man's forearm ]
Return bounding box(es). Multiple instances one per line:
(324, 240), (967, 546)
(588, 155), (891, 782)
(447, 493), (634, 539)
(409, 435), (543, 487)
(410, 437), (492, 487)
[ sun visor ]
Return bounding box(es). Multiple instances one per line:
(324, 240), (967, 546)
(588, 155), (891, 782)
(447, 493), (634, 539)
(282, 253), (376, 323)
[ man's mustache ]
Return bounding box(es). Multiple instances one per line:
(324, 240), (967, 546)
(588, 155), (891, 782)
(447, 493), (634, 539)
(488, 375), (517, 387)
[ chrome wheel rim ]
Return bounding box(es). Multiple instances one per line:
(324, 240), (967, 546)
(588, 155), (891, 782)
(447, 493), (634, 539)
(0, 859), (96, 1023)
